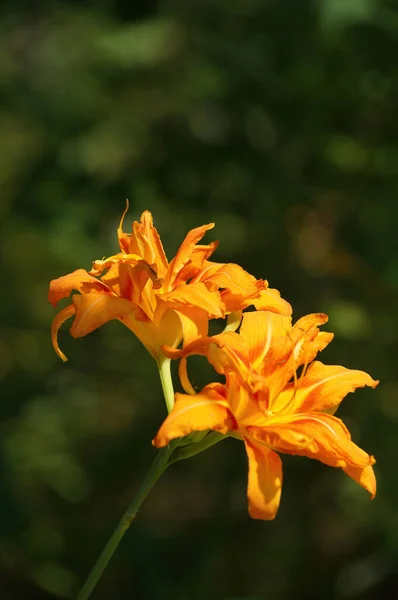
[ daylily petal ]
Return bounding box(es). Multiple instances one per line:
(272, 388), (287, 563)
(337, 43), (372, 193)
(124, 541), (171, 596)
(258, 313), (331, 406)
(223, 311), (243, 333)
(153, 384), (233, 447)
(122, 308), (182, 360)
(192, 262), (265, 312)
(174, 242), (219, 284)
(343, 463), (376, 498)
(51, 304), (76, 362)
(161, 336), (214, 361)
(161, 331), (250, 385)
(129, 262), (165, 319)
(48, 269), (109, 307)
(93, 261), (136, 300)
(247, 413), (374, 471)
(289, 313), (330, 366)
(166, 222), (215, 288)
(244, 439), (283, 520)
(239, 311), (292, 370)
(158, 282), (225, 319)
(251, 287), (293, 316)
(296, 332), (334, 368)
(168, 334), (249, 395)
(275, 361), (379, 415)
(178, 357), (196, 395)
(207, 335), (250, 381)
(226, 373), (263, 423)
(70, 293), (134, 338)
(89, 253), (143, 278)
(291, 313), (329, 337)
(174, 307), (210, 347)
(129, 210), (169, 278)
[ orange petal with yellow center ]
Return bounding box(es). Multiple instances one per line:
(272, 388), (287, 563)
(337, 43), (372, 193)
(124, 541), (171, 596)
(48, 269), (109, 307)
(153, 384), (233, 447)
(51, 304), (76, 362)
(244, 439), (283, 520)
(247, 412), (374, 472)
(239, 311), (292, 370)
(275, 361), (379, 415)
(257, 314), (331, 405)
(251, 288), (292, 316)
(70, 293), (134, 338)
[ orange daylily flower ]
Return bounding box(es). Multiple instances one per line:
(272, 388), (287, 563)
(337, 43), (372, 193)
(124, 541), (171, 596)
(49, 206), (291, 362)
(153, 311), (378, 519)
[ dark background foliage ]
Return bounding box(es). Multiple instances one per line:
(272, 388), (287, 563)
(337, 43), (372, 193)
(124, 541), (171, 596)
(1, 0), (398, 598)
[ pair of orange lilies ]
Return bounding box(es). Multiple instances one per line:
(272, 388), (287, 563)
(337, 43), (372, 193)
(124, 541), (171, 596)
(49, 206), (377, 520)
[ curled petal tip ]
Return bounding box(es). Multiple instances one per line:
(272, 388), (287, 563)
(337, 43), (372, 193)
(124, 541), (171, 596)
(315, 312), (328, 323)
(51, 304), (76, 363)
(141, 210), (154, 224)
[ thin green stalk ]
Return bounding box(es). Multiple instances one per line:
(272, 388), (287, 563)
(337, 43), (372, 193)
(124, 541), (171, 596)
(157, 356), (175, 413)
(75, 446), (173, 600)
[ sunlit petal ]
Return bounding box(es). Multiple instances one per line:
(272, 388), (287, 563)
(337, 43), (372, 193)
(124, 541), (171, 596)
(251, 287), (292, 316)
(193, 262), (265, 312)
(51, 304), (76, 362)
(207, 335), (250, 379)
(166, 222), (215, 288)
(223, 311), (243, 333)
(70, 293), (134, 338)
(276, 361), (379, 415)
(153, 384), (233, 447)
(248, 412), (375, 471)
(158, 282), (225, 319)
(48, 269), (109, 307)
(239, 311), (292, 370)
(89, 253), (143, 279)
(343, 463), (376, 498)
(122, 308), (182, 360)
(174, 242), (219, 285)
(289, 313), (330, 366)
(244, 439), (283, 520)
(174, 307), (210, 347)
(128, 210), (169, 278)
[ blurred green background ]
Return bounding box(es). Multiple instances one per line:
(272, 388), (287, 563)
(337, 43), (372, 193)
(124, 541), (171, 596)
(1, 0), (398, 598)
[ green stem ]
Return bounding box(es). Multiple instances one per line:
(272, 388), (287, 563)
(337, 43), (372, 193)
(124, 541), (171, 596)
(169, 431), (227, 464)
(157, 356), (175, 413)
(75, 446), (173, 600)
